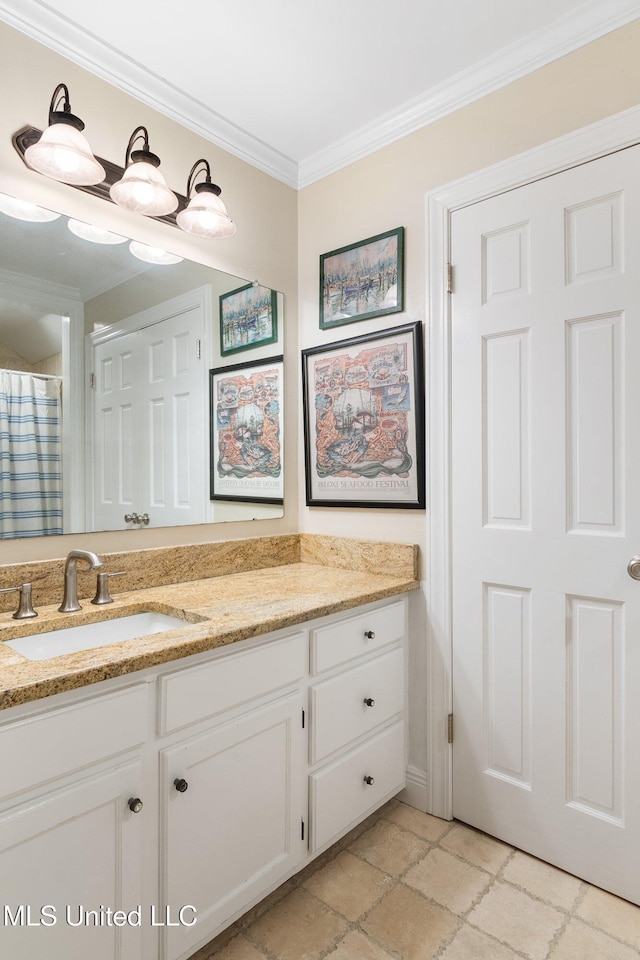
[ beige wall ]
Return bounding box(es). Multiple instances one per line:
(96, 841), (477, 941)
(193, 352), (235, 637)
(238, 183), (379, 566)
(3, 19), (640, 568)
(0, 21), (298, 563)
(297, 20), (640, 573)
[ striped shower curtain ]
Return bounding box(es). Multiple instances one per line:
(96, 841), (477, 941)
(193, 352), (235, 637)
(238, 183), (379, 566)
(0, 371), (62, 539)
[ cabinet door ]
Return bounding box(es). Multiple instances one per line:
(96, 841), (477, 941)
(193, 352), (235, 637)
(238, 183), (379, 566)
(160, 689), (305, 960)
(0, 761), (144, 960)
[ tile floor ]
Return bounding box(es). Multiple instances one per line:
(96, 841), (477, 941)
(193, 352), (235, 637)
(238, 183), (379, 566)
(192, 799), (640, 960)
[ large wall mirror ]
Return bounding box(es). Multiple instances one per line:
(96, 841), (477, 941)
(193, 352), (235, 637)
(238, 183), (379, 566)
(0, 193), (284, 541)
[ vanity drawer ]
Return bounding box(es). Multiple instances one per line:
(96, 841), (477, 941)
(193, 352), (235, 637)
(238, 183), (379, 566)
(310, 599), (405, 674)
(159, 631), (306, 734)
(0, 683), (148, 802)
(309, 721), (405, 852)
(310, 645), (404, 763)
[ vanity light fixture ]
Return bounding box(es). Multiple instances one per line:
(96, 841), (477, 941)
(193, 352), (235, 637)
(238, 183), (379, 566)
(0, 191), (60, 222)
(23, 84), (106, 187)
(176, 159), (236, 239)
(110, 126), (178, 217)
(128, 240), (183, 265)
(67, 218), (127, 244)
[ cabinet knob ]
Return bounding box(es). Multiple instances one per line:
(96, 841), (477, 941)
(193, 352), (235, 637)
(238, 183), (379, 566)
(174, 778), (189, 793)
(363, 697), (375, 707)
(128, 797), (143, 813)
(364, 630), (375, 639)
(363, 775), (375, 785)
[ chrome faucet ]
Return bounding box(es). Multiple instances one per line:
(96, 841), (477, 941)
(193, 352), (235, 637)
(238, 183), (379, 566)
(58, 550), (104, 613)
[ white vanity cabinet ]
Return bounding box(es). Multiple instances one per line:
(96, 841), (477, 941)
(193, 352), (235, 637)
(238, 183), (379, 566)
(0, 595), (408, 960)
(308, 599), (407, 852)
(0, 684), (149, 960)
(157, 633), (307, 960)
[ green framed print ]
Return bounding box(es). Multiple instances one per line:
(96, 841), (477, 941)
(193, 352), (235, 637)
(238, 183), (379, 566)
(319, 226), (404, 329)
(220, 282), (278, 356)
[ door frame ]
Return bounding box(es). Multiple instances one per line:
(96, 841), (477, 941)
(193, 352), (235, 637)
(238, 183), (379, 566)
(425, 103), (640, 820)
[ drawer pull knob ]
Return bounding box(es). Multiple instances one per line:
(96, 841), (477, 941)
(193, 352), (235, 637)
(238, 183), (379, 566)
(364, 630), (376, 639)
(128, 797), (143, 813)
(363, 775), (375, 785)
(363, 697), (375, 707)
(174, 778), (189, 793)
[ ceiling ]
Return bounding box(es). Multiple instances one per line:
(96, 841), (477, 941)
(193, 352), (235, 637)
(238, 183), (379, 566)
(1, 0), (638, 187)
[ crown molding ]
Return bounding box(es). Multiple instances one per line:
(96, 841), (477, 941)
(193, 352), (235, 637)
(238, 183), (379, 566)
(297, 0), (640, 187)
(1, 0), (638, 191)
(0, 0), (299, 188)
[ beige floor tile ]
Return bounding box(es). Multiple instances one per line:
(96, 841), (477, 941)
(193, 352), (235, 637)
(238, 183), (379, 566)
(206, 934), (267, 959)
(547, 918), (640, 960)
(439, 924), (523, 960)
(440, 823), (512, 874)
(362, 884), (458, 960)
(468, 881), (565, 960)
(325, 929), (397, 960)
(502, 851), (582, 910)
(404, 847), (491, 914)
(577, 885), (640, 949)
(303, 849), (392, 921)
(347, 818), (429, 877)
(246, 887), (348, 960)
(382, 800), (452, 842)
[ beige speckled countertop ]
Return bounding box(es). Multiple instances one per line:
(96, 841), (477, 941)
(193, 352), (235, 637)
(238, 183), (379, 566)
(0, 558), (419, 710)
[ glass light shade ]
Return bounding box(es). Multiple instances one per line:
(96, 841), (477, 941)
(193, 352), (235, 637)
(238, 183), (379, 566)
(110, 161), (178, 216)
(0, 192), (60, 222)
(24, 122), (106, 186)
(176, 189), (237, 239)
(68, 219), (127, 245)
(129, 241), (183, 265)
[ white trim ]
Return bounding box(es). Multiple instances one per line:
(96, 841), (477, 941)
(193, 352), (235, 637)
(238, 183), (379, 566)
(398, 764), (430, 812)
(425, 102), (640, 820)
(1, 0), (638, 189)
(0, 1), (298, 189)
(298, 0), (640, 187)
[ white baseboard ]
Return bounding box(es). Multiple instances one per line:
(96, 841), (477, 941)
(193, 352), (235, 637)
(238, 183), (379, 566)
(398, 764), (432, 813)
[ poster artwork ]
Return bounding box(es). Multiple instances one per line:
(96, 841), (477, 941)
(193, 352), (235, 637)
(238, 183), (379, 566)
(214, 364), (282, 499)
(312, 339), (416, 500)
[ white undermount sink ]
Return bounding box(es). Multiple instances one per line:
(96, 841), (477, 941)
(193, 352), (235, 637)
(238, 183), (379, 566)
(4, 611), (187, 661)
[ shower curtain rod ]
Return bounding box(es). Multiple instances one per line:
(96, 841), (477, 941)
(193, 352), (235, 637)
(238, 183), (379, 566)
(0, 368), (61, 381)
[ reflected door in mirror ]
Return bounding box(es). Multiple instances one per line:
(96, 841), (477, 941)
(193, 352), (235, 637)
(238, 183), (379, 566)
(91, 306), (206, 530)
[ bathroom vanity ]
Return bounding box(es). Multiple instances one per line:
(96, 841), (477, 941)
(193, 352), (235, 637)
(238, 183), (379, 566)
(0, 537), (417, 960)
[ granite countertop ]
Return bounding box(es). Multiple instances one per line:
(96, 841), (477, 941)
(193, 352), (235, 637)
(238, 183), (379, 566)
(0, 560), (419, 710)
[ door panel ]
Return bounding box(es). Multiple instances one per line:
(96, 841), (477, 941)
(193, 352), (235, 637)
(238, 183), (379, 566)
(451, 146), (640, 903)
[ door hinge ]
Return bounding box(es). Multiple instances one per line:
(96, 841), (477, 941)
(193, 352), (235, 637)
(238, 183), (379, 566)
(302, 708), (305, 729)
(195, 338), (202, 359)
(446, 263), (454, 294)
(89, 372), (96, 389)
(447, 713), (454, 744)
(301, 819), (305, 841)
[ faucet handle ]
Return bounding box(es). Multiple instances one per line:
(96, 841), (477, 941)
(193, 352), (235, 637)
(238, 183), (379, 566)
(0, 583), (38, 620)
(91, 571), (126, 606)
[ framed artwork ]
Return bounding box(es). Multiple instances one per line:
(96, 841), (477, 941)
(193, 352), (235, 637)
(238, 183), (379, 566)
(302, 321), (424, 508)
(220, 282), (278, 356)
(209, 355), (284, 503)
(319, 226), (404, 329)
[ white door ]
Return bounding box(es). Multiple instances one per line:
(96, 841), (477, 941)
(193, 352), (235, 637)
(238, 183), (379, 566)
(451, 146), (640, 903)
(92, 305), (206, 531)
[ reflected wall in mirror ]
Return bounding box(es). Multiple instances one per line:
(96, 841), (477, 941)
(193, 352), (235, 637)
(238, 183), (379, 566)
(0, 193), (284, 540)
